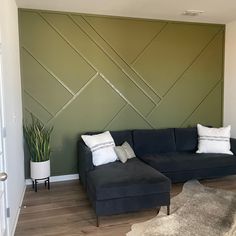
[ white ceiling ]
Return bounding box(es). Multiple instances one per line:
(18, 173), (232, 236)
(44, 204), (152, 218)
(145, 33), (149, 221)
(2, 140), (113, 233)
(15, 0), (236, 24)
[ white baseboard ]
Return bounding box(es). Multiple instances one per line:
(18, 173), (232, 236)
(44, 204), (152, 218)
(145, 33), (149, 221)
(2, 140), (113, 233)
(25, 174), (79, 185)
(11, 184), (26, 236)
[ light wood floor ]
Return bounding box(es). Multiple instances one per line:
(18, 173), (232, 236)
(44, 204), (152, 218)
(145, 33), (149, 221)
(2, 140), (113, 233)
(15, 175), (236, 236)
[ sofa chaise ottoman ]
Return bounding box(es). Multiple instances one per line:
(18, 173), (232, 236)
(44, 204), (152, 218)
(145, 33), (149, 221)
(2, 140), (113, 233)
(87, 158), (170, 226)
(78, 130), (171, 226)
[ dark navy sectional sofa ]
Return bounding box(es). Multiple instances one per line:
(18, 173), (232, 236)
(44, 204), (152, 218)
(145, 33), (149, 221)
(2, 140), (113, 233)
(78, 127), (236, 226)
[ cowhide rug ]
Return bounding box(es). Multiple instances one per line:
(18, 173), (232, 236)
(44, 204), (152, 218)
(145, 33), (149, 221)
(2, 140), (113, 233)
(127, 180), (236, 236)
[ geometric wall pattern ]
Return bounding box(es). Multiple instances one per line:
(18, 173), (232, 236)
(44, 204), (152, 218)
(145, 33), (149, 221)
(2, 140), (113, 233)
(19, 10), (225, 176)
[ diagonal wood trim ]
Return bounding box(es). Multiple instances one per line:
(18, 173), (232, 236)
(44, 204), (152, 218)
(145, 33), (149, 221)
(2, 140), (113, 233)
(24, 89), (54, 117)
(102, 103), (128, 130)
(163, 29), (224, 97)
(22, 47), (75, 96)
(131, 22), (168, 66)
(100, 73), (155, 128)
(146, 30), (224, 120)
(24, 107), (45, 124)
(69, 15), (158, 109)
(180, 79), (223, 127)
(80, 15), (163, 103)
(39, 13), (99, 74)
(42, 13), (155, 116)
(46, 73), (99, 125)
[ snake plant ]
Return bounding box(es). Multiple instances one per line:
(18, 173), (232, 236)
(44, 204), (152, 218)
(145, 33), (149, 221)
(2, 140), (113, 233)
(23, 115), (53, 162)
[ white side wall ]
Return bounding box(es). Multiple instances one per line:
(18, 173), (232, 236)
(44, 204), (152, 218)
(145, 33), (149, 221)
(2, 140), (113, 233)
(224, 21), (236, 138)
(0, 0), (25, 235)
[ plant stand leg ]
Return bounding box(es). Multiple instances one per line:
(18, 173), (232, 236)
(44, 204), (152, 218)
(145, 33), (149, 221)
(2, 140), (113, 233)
(35, 180), (37, 192)
(48, 177), (50, 190)
(44, 180), (47, 188)
(32, 180), (34, 189)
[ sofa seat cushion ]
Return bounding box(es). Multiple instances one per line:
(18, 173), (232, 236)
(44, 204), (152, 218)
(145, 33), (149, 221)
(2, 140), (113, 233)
(87, 158), (171, 201)
(140, 152), (236, 173)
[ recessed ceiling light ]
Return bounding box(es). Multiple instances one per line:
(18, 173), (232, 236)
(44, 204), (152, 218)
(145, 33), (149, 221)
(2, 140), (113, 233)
(183, 10), (205, 16)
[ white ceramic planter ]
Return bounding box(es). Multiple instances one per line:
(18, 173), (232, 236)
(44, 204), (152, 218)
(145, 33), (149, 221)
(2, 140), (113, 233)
(30, 160), (50, 180)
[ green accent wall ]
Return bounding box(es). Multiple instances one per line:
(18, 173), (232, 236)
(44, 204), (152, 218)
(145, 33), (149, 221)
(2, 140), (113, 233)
(19, 9), (225, 177)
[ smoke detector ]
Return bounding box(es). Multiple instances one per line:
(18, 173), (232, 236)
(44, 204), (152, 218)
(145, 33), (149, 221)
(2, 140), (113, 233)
(183, 10), (204, 16)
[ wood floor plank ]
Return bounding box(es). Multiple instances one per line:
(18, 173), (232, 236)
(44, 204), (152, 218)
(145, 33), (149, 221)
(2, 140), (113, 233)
(15, 175), (236, 236)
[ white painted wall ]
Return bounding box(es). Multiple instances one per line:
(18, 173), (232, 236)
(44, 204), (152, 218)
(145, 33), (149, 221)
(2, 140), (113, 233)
(0, 0), (25, 235)
(224, 21), (236, 138)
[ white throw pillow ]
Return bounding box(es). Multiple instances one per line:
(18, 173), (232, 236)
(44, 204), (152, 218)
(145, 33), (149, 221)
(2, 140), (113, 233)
(196, 124), (233, 155)
(81, 131), (117, 166)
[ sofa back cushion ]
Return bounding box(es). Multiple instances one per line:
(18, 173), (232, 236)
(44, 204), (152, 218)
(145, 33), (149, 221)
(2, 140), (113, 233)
(110, 130), (133, 147)
(133, 129), (176, 157)
(175, 127), (198, 152)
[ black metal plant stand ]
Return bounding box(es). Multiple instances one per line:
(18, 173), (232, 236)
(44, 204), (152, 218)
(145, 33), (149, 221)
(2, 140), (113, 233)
(32, 177), (50, 192)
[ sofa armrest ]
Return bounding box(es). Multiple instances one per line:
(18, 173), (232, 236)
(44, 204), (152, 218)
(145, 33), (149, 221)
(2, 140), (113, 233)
(230, 138), (236, 155)
(77, 140), (94, 187)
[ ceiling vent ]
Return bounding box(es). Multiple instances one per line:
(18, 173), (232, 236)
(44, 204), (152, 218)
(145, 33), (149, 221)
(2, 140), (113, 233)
(183, 10), (204, 16)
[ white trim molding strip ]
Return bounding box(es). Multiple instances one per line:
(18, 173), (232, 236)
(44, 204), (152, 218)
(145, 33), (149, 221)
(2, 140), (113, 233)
(25, 174), (79, 185)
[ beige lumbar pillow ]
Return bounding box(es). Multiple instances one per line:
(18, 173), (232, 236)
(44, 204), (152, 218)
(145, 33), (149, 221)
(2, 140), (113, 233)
(114, 146), (128, 163)
(114, 141), (136, 163)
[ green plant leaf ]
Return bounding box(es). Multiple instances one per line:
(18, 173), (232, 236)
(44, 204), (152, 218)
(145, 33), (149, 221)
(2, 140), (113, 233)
(23, 114), (53, 162)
